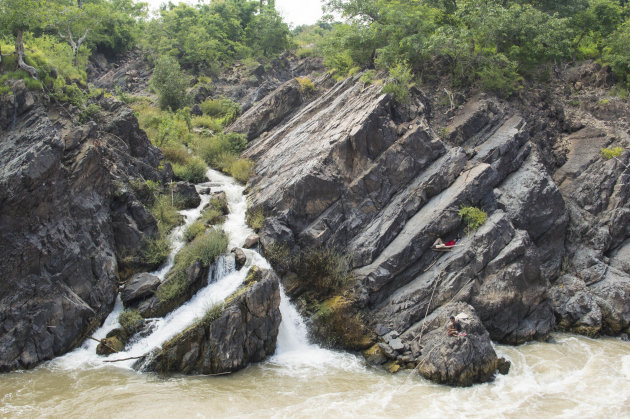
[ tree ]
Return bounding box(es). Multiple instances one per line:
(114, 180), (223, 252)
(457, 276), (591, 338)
(89, 0), (146, 56)
(151, 55), (190, 111)
(606, 21), (630, 83)
(571, 0), (623, 60)
(0, 0), (49, 78)
(245, 8), (291, 58)
(52, 0), (106, 66)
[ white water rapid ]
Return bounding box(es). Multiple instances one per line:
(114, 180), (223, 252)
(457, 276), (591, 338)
(53, 168), (335, 371)
(2, 169), (629, 418)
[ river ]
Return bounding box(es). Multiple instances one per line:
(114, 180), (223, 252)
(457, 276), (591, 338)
(1, 169), (629, 418)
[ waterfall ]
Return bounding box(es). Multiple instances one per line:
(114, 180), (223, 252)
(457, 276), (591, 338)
(53, 167), (331, 371)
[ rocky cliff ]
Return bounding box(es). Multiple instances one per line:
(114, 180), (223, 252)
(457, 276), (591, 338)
(139, 268), (281, 375)
(0, 82), (169, 371)
(239, 64), (630, 381)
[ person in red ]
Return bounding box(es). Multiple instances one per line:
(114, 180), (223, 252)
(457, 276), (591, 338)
(447, 316), (462, 337)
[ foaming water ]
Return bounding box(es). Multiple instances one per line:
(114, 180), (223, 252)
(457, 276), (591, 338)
(3, 168), (629, 417)
(152, 192), (212, 281)
(2, 335), (629, 418)
(54, 169), (265, 370)
(268, 286), (364, 375)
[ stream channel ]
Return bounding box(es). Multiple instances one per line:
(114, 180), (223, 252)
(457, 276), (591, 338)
(1, 169), (629, 418)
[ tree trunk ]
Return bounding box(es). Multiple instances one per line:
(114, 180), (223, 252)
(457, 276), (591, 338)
(16, 30), (38, 79)
(73, 29), (89, 67)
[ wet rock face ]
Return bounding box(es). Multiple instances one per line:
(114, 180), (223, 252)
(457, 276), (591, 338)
(0, 85), (167, 371)
(244, 71), (630, 357)
(140, 269), (282, 375)
(550, 126), (630, 335)
(415, 303), (499, 387)
(245, 78), (557, 346)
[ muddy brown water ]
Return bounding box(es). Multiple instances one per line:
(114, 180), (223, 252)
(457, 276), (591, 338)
(1, 334), (629, 418)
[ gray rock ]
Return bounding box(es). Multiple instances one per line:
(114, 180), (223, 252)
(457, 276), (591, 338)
(191, 104), (203, 116)
(172, 181), (202, 209)
(0, 91), (166, 371)
(243, 234), (260, 249)
(121, 273), (160, 307)
(388, 338), (404, 352)
(139, 269), (281, 375)
(415, 303), (499, 386)
(550, 275), (602, 336)
(228, 78), (303, 141)
(232, 248), (247, 271)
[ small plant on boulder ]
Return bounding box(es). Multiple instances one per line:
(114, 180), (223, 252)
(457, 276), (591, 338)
(118, 309), (144, 335)
(458, 205), (488, 234)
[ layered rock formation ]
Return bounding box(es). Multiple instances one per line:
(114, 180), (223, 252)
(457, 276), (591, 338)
(241, 70), (630, 382)
(0, 82), (168, 371)
(139, 269), (282, 375)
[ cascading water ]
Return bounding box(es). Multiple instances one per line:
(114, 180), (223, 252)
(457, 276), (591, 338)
(53, 167), (330, 371)
(4, 169), (629, 418)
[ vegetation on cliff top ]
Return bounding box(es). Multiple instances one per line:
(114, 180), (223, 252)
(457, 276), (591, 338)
(319, 0), (630, 95)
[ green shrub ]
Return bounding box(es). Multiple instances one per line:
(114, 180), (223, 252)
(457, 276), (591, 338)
(476, 55), (522, 98)
(294, 247), (353, 296)
(157, 229), (228, 302)
(176, 229), (228, 268)
(296, 76), (315, 94)
(246, 206), (265, 231)
(200, 208), (224, 226)
(382, 62), (414, 104)
(200, 303), (224, 325)
(458, 205), (488, 233)
(155, 114), (191, 147)
(263, 242), (293, 273)
(200, 96), (240, 121)
(142, 233), (172, 265)
(191, 115), (223, 131)
(193, 133), (248, 176)
(229, 158), (254, 183)
(150, 195), (181, 233)
(359, 70), (379, 86)
(161, 144), (191, 165)
(183, 221), (206, 242)
(215, 152), (237, 172)
(601, 146), (624, 159)
(118, 309), (144, 334)
(79, 103), (102, 124)
(222, 132), (248, 153)
(208, 195), (229, 215)
(171, 157), (207, 183)
(151, 55), (190, 111)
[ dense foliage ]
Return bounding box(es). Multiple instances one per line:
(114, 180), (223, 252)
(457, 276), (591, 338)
(320, 0), (630, 92)
(141, 0), (290, 75)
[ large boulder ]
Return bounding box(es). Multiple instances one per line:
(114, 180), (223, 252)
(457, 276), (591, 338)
(415, 303), (500, 386)
(139, 269), (282, 374)
(138, 260), (208, 318)
(0, 87), (167, 371)
(172, 181), (202, 209)
(121, 273), (161, 307)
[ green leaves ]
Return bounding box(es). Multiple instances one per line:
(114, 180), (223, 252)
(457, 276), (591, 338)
(150, 55), (190, 111)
